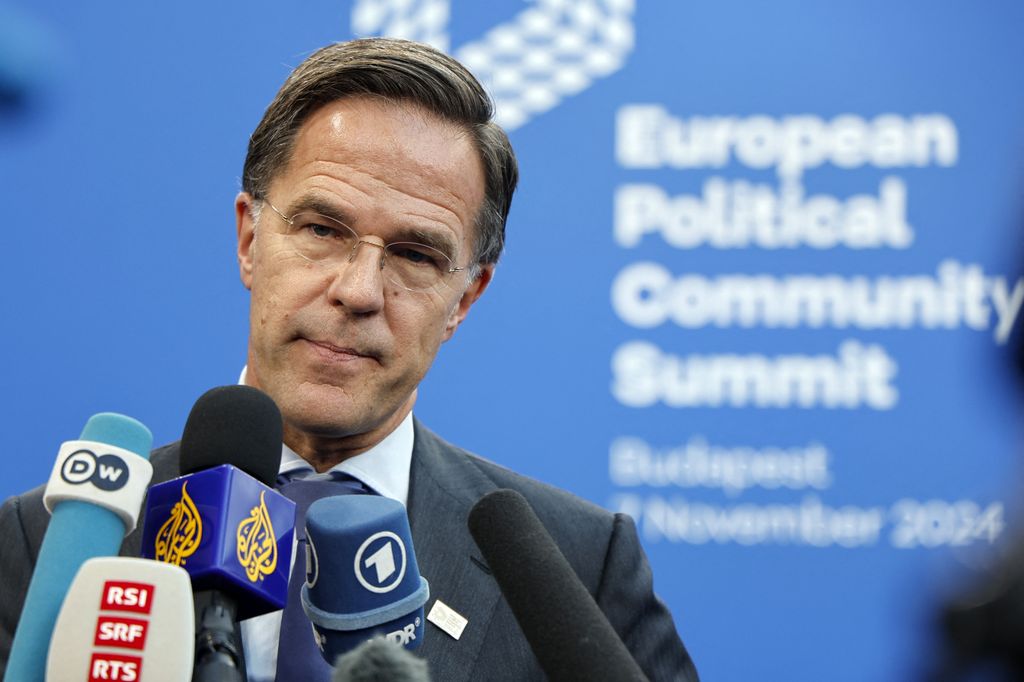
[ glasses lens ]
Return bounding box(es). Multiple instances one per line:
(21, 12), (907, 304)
(385, 242), (455, 291)
(286, 212), (359, 261)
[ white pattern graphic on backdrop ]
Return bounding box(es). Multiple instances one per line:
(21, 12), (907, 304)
(352, 0), (636, 130)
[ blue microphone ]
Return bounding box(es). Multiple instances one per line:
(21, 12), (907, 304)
(302, 496), (430, 664)
(4, 413), (154, 682)
(140, 385), (293, 681)
(141, 386), (293, 618)
(141, 464), (295, 618)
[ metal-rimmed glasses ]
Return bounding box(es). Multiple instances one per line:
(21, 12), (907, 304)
(260, 199), (469, 293)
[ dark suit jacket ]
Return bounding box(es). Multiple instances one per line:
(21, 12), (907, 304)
(0, 420), (697, 681)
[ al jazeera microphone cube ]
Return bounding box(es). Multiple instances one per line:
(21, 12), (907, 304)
(140, 464), (295, 619)
(302, 496), (430, 661)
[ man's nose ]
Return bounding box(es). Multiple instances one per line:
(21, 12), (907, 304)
(326, 239), (387, 312)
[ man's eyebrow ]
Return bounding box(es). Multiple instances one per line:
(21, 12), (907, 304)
(287, 195), (353, 223)
(399, 228), (459, 259)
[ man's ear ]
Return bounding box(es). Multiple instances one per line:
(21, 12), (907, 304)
(235, 192), (257, 291)
(442, 264), (494, 342)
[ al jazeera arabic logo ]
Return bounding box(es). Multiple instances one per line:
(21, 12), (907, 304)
(154, 481), (202, 567)
(236, 491), (278, 582)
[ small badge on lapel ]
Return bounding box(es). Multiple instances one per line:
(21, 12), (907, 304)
(427, 599), (468, 641)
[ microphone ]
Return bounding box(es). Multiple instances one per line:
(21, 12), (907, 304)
(4, 413), (153, 682)
(302, 495), (430, 665)
(332, 637), (430, 682)
(467, 489), (649, 682)
(140, 385), (293, 682)
(46, 557), (194, 681)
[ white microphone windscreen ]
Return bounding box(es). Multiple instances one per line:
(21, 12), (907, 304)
(46, 556), (195, 682)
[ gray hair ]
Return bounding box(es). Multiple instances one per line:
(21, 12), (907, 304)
(242, 38), (518, 265)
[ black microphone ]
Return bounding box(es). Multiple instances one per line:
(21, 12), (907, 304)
(140, 385), (293, 682)
(467, 489), (649, 682)
(331, 637), (431, 682)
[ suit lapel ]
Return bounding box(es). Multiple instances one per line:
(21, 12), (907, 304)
(407, 420), (502, 682)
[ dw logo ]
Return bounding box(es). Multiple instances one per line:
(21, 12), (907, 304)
(60, 449), (130, 491)
(352, 0), (636, 130)
(354, 531), (408, 593)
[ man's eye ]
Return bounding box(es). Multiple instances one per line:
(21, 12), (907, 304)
(303, 222), (338, 238)
(390, 245), (441, 267)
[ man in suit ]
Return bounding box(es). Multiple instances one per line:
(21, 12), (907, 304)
(0, 38), (697, 680)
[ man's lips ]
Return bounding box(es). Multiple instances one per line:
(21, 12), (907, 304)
(300, 338), (381, 362)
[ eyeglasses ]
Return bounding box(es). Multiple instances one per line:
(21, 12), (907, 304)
(260, 200), (469, 293)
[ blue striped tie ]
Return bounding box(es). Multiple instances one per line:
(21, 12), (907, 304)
(275, 472), (371, 680)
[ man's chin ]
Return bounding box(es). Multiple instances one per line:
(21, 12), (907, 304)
(280, 398), (369, 437)
(261, 376), (416, 445)
(279, 393), (400, 439)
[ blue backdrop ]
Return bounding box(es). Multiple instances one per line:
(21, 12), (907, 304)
(4, 2), (1024, 679)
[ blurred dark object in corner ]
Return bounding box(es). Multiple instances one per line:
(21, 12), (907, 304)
(931, 541), (1024, 680)
(934, 198), (1024, 681)
(0, 4), (58, 119)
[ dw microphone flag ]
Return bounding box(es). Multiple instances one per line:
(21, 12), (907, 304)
(4, 413), (153, 682)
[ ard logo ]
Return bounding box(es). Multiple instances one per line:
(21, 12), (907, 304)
(154, 481), (202, 567)
(354, 531), (407, 594)
(236, 491), (278, 582)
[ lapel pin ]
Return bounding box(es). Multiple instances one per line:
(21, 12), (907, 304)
(427, 599), (468, 641)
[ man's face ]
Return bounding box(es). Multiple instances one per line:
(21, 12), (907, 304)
(235, 97), (491, 450)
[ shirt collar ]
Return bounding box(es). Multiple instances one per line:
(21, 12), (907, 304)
(277, 412), (413, 507)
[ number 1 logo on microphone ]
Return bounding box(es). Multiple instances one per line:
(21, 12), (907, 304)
(354, 531), (407, 593)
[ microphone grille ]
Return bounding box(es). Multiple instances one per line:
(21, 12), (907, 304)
(180, 385), (282, 485)
(467, 488), (543, 567)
